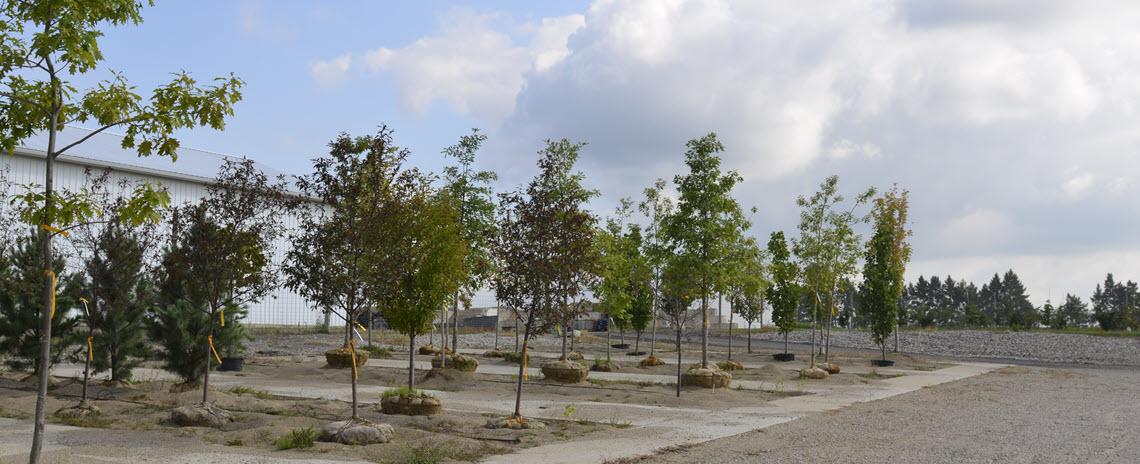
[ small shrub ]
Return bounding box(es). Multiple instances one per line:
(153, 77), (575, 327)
(398, 443), (447, 464)
(502, 351), (530, 364)
(361, 344), (393, 358)
(228, 385), (272, 399)
(275, 426), (317, 450)
(225, 438), (243, 446)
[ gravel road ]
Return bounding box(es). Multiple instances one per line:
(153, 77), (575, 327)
(746, 329), (1140, 366)
(627, 365), (1140, 464)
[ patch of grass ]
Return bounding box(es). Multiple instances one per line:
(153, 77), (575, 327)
(396, 443), (448, 464)
(0, 407), (30, 420)
(381, 386), (437, 400)
(225, 438), (244, 446)
(50, 416), (112, 428)
(274, 426), (317, 450)
(361, 344), (393, 358)
(608, 416), (632, 429)
(228, 385), (273, 399)
(586, 378), (659, 388)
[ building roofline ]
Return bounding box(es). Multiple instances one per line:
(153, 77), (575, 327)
(11, 146), (217, 186)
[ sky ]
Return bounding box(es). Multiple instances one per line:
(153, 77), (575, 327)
(73, 0), (1140, 305)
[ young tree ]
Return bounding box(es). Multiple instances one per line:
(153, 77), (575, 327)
(857, 187), (912, 361)
(374, 189), (466, 393)
(665, 133), (748, 369)
(595, 199), (635, 362)
(0, 233), (79, 375)
(639, 179), (674, 361)
(78, 219), (154, 382)
(1056, 294), (1090, 329)
(493, 139), (597, 421)
(441, 129), (497, 354)
(659, 255), (700, 397)
(158, 159), (290, 405)
(627, 226), (654, 354)
(793, 175), (874, 368)
(1091, 274), (1138, 331)
(729, 238), (768, 354)
(0, 2), (244, 457)
(766, 231), (800, 357)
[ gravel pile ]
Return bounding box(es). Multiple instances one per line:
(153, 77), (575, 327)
(750, 329), (1140, 366)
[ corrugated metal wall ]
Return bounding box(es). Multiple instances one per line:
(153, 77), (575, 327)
(1, 152), (324, 327)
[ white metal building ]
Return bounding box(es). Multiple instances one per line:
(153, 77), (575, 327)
(1, 127), (322, 326)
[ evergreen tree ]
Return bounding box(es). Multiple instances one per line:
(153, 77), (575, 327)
(80, 221), (153, 381)
(1056, 294), (1089, 329)
(0, 233), (80, 374)
(1091, 274), (1138, 331)
(766, 231), (800, 355)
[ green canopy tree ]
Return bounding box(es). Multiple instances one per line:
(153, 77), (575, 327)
(793, 175), (874, 368)
(857, 186), (912, 361)
(595, 199), (635, 361)
(638, 179), (674, 360)
(658, 254), (699, 397)
(155, 159), (290, 405)
(627, 225), (654, 354)
(441, 129), (497, 354)
(729, 237), (768, 355)
(664, 133), (748, 369)
(375, 188), (466, 393)
(0, 2), (244, 458)
(766, 231), (800, 357)
(493, 139), (598, 420)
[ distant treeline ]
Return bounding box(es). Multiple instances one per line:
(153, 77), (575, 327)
(824, 271), (1137, 331)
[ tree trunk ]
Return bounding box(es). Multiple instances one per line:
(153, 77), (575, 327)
(513, 328), (532, 418)
(894, 321), (899, 353)
(649, 301), (658, 358)
(725, 294), (732, 360)
(351, 344), (359, 420)
(30, 122), (58, 464)
(561, 324), (568, 359)
(747, 321), (752, 354)
(784, 331), (789, 355)
(439, 306), (447, 368)
(408, 331), (416, 391)
(634, 332), (641, 354)
(825, 290), (833, 364)
(514, 318), (519, 352)
(367, 309), (373, 347)
(202, 307), (215, 404)
(809, 298), (817, 368)
(323, 309), (331, 334)
(452, 292), (460, 356)
(81, 328), (92, 403)
(493, 301), (500, 350)
(606, 319), (612, 362)
(675, 328), (682, 398)
(701, 293), (709, 368)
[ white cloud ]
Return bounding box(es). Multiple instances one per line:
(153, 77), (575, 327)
(828, 140), (882, 160)
(1062, 172), (1095, 198)
(313, 9), (585, 123)
(308, 54), (352, 86)
(937, 209), (1015, 252)
(240, 2), (297, 41)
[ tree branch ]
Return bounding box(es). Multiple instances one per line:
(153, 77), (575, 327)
(52, 115), (145, 157)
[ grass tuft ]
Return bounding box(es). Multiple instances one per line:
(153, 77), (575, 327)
(274, 426), (317, 450)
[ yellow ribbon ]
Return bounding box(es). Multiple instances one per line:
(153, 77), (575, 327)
(354, 322), (367, 333)
(207, 335), (222, 364)
(44, 270), (56, 319)
(40, 224), (69, 237)
(219, 308), (225, 328)
(348, 339), (358, 381)
(87, 336), (94, 362)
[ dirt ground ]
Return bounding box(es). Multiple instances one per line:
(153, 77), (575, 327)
(617, 365), (1140, 464)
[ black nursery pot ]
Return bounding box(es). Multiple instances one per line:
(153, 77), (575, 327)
(627, 351), (647, 356)
(871, 359), (895, 367)
(611, 343), (630, 349)
(772, 353), (795, 362)
(218, 357), (245, 372)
